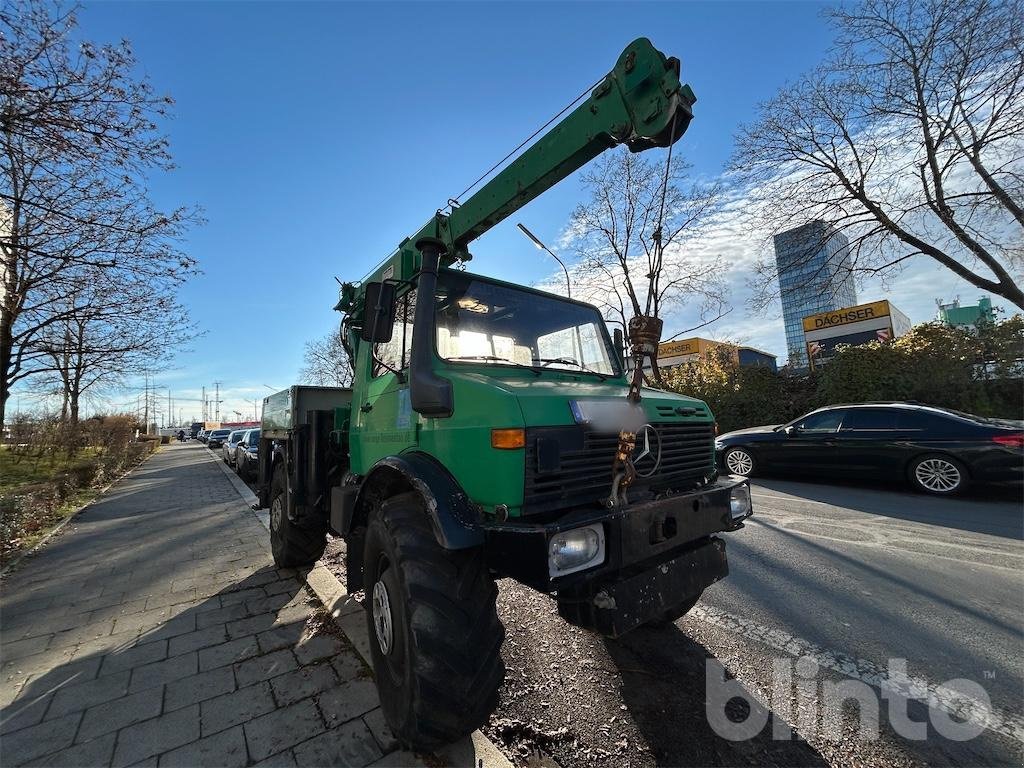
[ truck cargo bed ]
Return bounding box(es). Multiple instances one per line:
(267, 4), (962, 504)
(262, 385), (352, 438)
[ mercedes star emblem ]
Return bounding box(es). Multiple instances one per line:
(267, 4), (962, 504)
(631, 423), (663, 478)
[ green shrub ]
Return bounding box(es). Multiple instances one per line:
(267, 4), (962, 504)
(663, 316), (1023, 431)
(0, 413), (153, 565)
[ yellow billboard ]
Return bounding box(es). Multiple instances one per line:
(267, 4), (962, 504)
(658, 338), (739, 364)
(802, 300), (891, 333)
(659, 338), (703, 357)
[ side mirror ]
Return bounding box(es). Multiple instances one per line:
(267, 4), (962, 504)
(360, 282), (397, 343)
(784, 425), (798, 436)
(612, 327), (625, 368)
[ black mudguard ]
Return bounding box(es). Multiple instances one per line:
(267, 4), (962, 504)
(349, 452), (485, 550)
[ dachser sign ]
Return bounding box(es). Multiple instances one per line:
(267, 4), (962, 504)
(802, 301), (891, 332)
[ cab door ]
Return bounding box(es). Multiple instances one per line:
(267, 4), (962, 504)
(350, 289), (418, 472)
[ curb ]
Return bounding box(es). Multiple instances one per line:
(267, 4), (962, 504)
(207, 447), (514, 768)
(1, 444), (162, 579)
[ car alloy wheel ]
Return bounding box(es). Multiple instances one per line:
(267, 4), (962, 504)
(914, 457), (961, 493)
(725, 448), (754, 476)
(371, 577), (394, 655)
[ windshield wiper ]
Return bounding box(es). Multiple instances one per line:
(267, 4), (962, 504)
(448, 355), (541, 376)
(532, 357), (608, 381)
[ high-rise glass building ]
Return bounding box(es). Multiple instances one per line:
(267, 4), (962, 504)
(773, 221), (857, 369)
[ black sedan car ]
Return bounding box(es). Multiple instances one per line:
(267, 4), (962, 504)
(205, 428), (233, 449)
(715, 403), (1023, 495)
(235, 428), (260, 481)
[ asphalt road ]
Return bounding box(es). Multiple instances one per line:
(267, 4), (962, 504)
(704, 479), (1022, 762)
(308, 469), (1023, 766)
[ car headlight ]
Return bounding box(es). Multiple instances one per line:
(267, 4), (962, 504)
(548, 523), (605, 578)
(715, 440), (725, 451)
(729, 484), (752, 521)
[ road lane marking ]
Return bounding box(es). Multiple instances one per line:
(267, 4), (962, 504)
(691, 603), (1024, 743)
(742, 515), (1024, 572)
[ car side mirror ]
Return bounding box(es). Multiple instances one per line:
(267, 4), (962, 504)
(784, 425), (798, 436)
(612, 327), (625, 369)
(360, 282), (397, 343)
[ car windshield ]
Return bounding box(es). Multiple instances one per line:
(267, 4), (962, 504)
(247, 431), (260, 446)
(434, 270), (620, 377)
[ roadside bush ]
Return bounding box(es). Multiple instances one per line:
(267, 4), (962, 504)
(664, 348), (815, 432)
(1, 413), (155, 565)
(663, 316), (1023, 431)
(817, 320), (1023, 418)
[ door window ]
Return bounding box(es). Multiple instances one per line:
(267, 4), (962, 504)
(796, 410), (846, 433)
(896, 410), (953, 434)
(373, 289), (416, 377)
(840, 409), (897, 431)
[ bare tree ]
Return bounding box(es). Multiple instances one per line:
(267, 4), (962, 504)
(35, 270), (197, 426)
(299, 330), (353, 388)
(0, 1), (199, 426)
(732, 0), (1024, 310)
(564, 149), (728, 343)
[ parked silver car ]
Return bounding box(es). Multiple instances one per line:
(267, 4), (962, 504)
(222, 430), (247, 466)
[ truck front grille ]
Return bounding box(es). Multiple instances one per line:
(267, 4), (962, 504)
(523, 422), (715, 515)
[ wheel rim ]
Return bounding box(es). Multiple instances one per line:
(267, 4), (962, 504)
(270, 495), (283, 532)
(371, 579), (394, 655)
(726, 449), (753, 475)
(915, 458), (960, 492)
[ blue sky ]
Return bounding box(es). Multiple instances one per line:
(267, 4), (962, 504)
(41, 0), (975, 422)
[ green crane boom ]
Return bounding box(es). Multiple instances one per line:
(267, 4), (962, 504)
(338, 37), (695, 316)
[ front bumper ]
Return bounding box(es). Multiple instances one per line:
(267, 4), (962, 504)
(483, 475), (750, 594)
(558, 536), (728, 636)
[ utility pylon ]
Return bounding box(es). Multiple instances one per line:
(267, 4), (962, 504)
(213, 381), (222, 422)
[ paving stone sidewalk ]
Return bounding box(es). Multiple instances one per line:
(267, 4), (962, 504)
(0, 443), (419, 767)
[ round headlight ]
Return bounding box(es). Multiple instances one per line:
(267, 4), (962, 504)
(548, 524), (605, 576)
(729, 485), (751, 520)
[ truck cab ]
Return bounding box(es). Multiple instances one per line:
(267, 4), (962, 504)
(347, 267), (747, 601)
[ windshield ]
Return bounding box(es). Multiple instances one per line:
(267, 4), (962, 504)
(434, 270), (621, 377)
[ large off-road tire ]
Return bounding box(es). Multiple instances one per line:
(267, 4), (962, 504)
(268, 465), (327, 567)
(363, 492), (505, 751)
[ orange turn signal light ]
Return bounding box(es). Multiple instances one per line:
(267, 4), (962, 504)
(491, 428), (526, 450)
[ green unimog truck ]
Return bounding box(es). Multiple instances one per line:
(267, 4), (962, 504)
(256, 37), (752, 751)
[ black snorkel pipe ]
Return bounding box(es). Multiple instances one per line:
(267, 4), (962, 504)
(409, 237), (454, 417)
